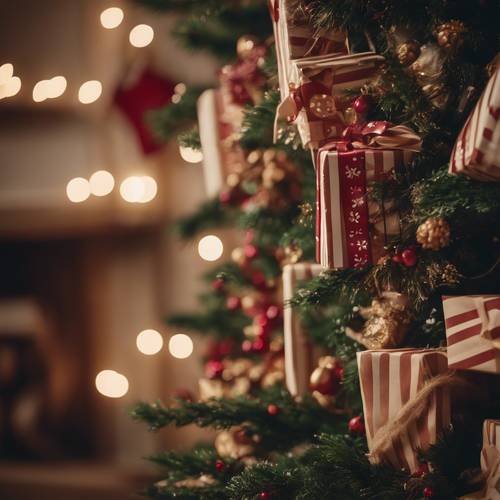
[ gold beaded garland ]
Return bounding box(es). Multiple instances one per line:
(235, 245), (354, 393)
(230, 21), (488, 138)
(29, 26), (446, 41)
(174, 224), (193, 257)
(397, 41), (421, 66)
(309, 94), (337, 118)
(435, 20), (467, 51)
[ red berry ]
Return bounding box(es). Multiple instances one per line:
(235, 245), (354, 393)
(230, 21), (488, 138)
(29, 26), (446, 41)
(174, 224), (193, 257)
(267, 404), (280, 416)
(392, 253), (404, 263)
(353, 95), (372, 115)
(215, 459), (225, 472)
(244, 244), (259, 259)
(348, 415), (366, 435)
(226, 296), (241, 310)
(423, 486), (434, 498)
(205, 360), (224, 379)
(265, 304), (280, 320)
(401, 248), (417, 267)
(212, 278), (225, 292)
(259, 492), (271, 499)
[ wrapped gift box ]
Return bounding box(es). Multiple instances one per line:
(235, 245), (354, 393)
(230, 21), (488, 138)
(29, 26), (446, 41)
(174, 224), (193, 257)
(316, 143), (412, 268)
(449, 67), (500, 181)
(197, 89), (246, 197)
(275, 52), (384, 148)
(269, 0), (348, 99)
(442, 295), (500, 374)
(283, 262), (324, 395)
(357, 348), (450, 473)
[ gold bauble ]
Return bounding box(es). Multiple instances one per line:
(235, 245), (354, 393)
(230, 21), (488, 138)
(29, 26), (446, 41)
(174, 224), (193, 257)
(231, 247), (246, 265)
(416, 217), (451, 250)
(236, 35), (258, 59)
(435, 20), (467, 50)
(261, 369), (284, 387)
(247, 150), (262, 164)
(241, 294), (256, 310)
(426, 262), (460, 288)
(397, 40), (421, 66)
(215, 428), (255, 459)
(309, 94), (337, 118)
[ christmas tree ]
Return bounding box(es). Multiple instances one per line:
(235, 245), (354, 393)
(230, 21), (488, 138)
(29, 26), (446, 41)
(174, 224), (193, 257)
(132, 1), (500, 498)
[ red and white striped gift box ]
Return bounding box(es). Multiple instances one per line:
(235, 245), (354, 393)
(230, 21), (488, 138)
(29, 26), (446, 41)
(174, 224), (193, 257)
(269, 0), (348, 100)
(482, 419), (500, 470)
(442, 295), (500, 374)
(316, 147), (410, 269)
(449, 67), (500, 181)
(198, 89), (245, 197)
(283, 262), (324, 396)
(357, 348), (450, 473)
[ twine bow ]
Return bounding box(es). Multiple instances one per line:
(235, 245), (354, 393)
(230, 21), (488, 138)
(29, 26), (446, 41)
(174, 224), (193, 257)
(369, 372), (470, 466)
(474, 297), (500, 350)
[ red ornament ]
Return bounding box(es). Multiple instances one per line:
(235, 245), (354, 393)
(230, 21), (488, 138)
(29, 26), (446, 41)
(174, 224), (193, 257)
(226, 296), (241, 311)
(215, 459), (226, 472)
(252, 336), (269, 353)
(267, 404), (280, 416)
(244, 230), (255, 243)
(265, 304), (281, 320)
(423, 486), (435, 498)
(205, 360), (224, 379)
(259, 492), (271, 500)
(212, 278), (226, 292)
(392, 253), (404, 264)
(311, 363), (343, 395)
(348, 415), (366, 435)
(401, 247), (417, 267)
(219, 190), (232, 205)
(353, 95), (372, 115)
(217, 338), (235, 357)
(251, 270), (267, 288)
(244, 244), (259, 259)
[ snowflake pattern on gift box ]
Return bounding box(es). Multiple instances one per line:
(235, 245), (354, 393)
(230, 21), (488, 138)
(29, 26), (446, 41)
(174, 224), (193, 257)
(348, 228), (363, 239)
(348, 210), (360, 224)
(351, 196), (365, 208)
(345, 166), (361, 179)
(353, 254), (367, 267)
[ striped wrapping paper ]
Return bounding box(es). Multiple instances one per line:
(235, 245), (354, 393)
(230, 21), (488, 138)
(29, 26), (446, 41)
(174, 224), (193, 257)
(449, 67), (500, 181)
(269, 0), (348, 100)
(283, 262), (324, 396)
(357, 348), (450, 473)
(287, 52), (384, 148)
(442, 295), (500, 374)
(197, 89), (245, 197)
(482, 419), (500, 471)
(316, 148), (410, 269)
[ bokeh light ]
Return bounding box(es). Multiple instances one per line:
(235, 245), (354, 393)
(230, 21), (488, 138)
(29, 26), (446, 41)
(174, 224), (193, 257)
(89, 170), (115, 196)
(120, 176), (145, 203)
(129, 24), (154, 48)
(78, 80), (102, 104)
(136, 329), (163, 355)
(139, 176), (157, 203)
(46, 76), (67, 98)
(179, 145), (203, 163)
(100, 7), (124, 29)
(95, 370), (129, 398)
(198, 235), (224, 261)
(66, 177), (91, 203)
(0, 63), (14, 84)
(168, 334), (194, 359)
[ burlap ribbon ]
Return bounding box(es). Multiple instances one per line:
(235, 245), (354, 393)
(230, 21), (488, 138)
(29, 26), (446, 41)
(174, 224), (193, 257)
(368, 372), (470, 466)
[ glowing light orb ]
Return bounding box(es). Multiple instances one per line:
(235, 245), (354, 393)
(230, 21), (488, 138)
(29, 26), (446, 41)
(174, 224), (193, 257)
(89, 170), (115, 196)
(136, 329), (163, 355)
(179, 145), (203, 163)
(66, 177), (91, 203)
(95, 370), (129, 398)
(100, 7), (124, 29)
(129, 24), (154, 48)
(168, 334), (193, 359)
(198, 235), (224, 261)
(138, 176), (157, 203)
(78, 80), (102, 104)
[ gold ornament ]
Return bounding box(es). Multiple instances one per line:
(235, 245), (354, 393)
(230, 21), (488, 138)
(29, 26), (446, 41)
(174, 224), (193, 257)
(309, 356), (342, 408)
(215, 427), (256, 459)
(346, 292), (412, 349)
(416, 217), (451, 250)
(236, 35), (258, 59)
(309, 94), (338, 118)
(435, 20), (467, 50)
(426, 262), (460, 288)
(231, 247), (246, 265)
(397, 41), (421, 66)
